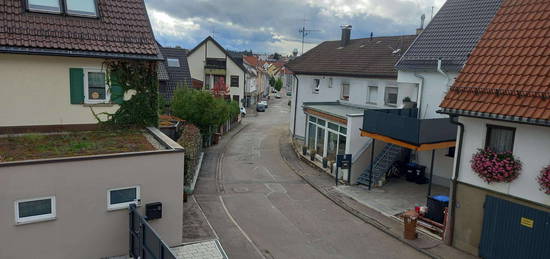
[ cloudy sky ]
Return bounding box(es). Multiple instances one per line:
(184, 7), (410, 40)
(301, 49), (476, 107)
(145, 0), (446, 55)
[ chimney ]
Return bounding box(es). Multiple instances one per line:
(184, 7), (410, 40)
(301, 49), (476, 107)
(416, 14), (426, 35)
(340, 25), (352, 47)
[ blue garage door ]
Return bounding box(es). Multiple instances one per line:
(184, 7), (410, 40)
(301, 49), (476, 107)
(479, 195), (550, 259)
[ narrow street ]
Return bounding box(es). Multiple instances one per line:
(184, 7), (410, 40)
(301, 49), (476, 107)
(193, 95), (428, 259)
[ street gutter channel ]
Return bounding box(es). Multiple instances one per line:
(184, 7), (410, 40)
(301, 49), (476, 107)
(279, 135), (441, 259)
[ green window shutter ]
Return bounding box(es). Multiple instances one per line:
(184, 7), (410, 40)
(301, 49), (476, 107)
(109, 73), (124, 105)
(69, 68), (84, 104)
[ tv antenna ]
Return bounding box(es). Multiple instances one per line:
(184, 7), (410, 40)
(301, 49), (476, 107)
(299, 19), (319, 55)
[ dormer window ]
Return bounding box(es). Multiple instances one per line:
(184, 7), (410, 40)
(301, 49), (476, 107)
(27, 0), (61, 14)
(26, 0), (98, 17)
(167, 58), (180, 67)
(65, 0), (98, 17)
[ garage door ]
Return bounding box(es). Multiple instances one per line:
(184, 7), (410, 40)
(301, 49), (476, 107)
(479, 195), (550, 259)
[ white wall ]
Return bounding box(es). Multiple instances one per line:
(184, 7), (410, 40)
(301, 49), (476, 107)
(0, 54), (122, 127)
(457, 116), (550, 206)
(187, 38), (246, 108)
(417, 149), (454, 187)
(290, 74), (414, 139)
(0, 151), (184, 259)
(397, 70), (458, 119)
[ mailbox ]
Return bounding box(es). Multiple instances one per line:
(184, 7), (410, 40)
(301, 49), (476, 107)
(145, 202), (162, 220)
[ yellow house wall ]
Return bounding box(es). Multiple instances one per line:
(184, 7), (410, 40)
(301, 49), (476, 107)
(0, 54), (120, 127)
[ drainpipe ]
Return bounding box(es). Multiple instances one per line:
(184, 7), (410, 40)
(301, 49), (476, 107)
(437, 58), (451, 89)
(445, 115), (465, 246)
(413, 72), (424, 119)
(292, 74), (300, 139)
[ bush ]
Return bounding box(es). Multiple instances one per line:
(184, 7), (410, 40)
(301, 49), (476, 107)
(178, 124), (202, 187)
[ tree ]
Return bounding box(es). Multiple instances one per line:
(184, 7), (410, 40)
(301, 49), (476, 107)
(171, 88), (240, 135)
(273, 52), (282, 60)
(274, 78), (283, 92)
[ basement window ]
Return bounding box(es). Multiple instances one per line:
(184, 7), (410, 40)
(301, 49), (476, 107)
(26, 0), (61, 14)
(108, 186), (141, 211)
(15, 196), (56, 224)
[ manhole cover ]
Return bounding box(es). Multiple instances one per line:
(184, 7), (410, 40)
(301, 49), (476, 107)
(232, 187), (249, 193)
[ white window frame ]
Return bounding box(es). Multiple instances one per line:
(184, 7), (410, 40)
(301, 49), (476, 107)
(167, 58), (180, 67)
(107, 186), (141, 211)
(341, 81), (350, 101)
(384, 87), (399, 106)
(84, 68), (110, 104)
(313, 79), (320, 94)
(14, 196), (56, 225)
(306, 115), (348, 159)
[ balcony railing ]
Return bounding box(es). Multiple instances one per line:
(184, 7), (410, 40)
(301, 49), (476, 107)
(205, 58), (226, 69)
(362, 108), (457, 146)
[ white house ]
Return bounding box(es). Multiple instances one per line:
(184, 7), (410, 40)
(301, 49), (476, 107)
(439, 0), (550, 257)
(0, 0), (184, 258)
(286, 25), (417, 183)
(187, 36), (247, 107)
(393, 0), (504, 190)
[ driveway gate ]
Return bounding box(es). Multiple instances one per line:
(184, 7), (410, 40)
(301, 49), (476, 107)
(479, 195), (550, 259)
(129, 204), (177, 259)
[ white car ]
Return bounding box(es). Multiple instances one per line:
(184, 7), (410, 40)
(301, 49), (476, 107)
(240, 107), (246, 116)
(260, 100), (268, 108)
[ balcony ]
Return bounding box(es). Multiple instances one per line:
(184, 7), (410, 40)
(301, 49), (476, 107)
(361, 108), (456, 148)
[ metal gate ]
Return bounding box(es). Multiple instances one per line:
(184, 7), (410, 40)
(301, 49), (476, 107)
(479, 195), (550, 259)
(129, 204), (177, 259)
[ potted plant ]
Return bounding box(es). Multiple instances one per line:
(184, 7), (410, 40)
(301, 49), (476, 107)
(470, 148), (522, 183)
(309, 149), (316, 161)
(302, 146), (308, 156)
(537, 165), (550, 195)
(322, 157), (328, 168)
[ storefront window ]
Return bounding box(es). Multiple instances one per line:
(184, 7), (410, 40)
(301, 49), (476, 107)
(316, 127), (325, 155)
(338, 135), (346, 155)
(308, 123), (316, 150)
(327, 131), (338, 160)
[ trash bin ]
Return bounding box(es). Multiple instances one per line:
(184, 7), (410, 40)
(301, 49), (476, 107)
(403, 210), (419, 240)
(406, 163), (426, 182)
(427, 195), (449, 224)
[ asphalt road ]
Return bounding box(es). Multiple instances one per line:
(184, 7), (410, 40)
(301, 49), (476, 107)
(194, 94), (428, 259)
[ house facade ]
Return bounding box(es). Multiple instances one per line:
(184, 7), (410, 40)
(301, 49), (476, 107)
(158, 46), (193, 102)
(440, 0), (550, 257)
(286, 25), (416, 183)
(0, 0), (184, 258)
(379, 0), (504, 189)
(187, 36), (247, 107)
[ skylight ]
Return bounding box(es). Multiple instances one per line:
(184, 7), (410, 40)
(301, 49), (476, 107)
(27, 0), (61, 14)
(65, 0), (98, 17)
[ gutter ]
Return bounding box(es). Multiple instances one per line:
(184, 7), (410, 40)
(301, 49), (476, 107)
(413, 72), (425, 119)
(292, 74), (300, 138)
(437, 59), (451, 89)
(445, 115), (464, 246)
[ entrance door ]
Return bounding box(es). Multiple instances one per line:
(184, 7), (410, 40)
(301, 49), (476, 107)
(479, 196), (550, 259)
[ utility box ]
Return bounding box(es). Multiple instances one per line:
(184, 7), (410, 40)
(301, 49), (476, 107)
(145, 202), (162, 220)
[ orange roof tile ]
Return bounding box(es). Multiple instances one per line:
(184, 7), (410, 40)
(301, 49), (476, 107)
(440, 0), (550, 122)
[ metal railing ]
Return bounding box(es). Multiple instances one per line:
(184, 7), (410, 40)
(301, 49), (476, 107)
(129, 204), (177, 259)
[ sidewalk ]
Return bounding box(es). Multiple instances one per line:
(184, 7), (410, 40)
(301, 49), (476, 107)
(279, 135), (476, 259)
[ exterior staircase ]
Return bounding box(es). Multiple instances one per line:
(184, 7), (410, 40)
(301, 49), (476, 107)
(357, 143), (403, 187)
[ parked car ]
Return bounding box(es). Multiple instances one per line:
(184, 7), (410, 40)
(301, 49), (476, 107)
(271, 88), (278, 93)
(275, 93), (281, 99)
(256, 103), (266, 112)
(286, 91), (292, 96)
(260, 100), (268, 108)
(240, 107), (246, 117)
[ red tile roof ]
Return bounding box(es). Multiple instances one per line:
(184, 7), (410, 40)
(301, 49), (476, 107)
(440, 0), (550, 121)
(0, 0), (158, 59)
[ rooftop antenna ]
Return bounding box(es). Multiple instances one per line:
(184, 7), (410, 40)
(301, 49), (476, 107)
(211, 27), (217, 38)
(299, 18), (319, 55)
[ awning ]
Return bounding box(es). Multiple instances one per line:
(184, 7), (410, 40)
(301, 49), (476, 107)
(360, 130), (455, 151)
